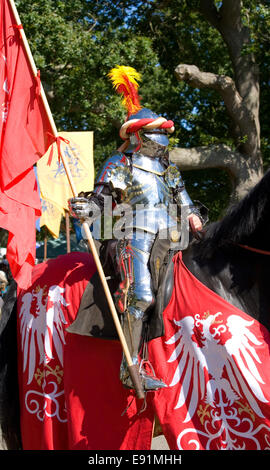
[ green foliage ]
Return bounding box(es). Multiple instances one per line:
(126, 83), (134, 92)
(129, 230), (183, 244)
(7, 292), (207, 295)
(17, 0), (172, 172)
(183, 168), (232, 221)
(14, 0), (270, 225)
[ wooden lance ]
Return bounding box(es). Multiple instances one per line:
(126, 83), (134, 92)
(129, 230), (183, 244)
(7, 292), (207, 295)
(9, 0), (145, 399)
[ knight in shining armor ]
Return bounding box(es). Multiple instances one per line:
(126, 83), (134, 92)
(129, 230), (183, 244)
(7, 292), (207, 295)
(69, 66), (205, 392)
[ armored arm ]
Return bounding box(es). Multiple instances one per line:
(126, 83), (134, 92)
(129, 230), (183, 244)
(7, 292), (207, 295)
(173, 182), (202, 220)
(68, 152), (130, 222)
(175, 184), (209, 228)
(165, 164), (208, 229)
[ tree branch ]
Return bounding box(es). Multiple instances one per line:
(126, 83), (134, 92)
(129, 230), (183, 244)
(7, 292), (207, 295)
(199, 0), (242, 30)
(175, 63), (242, 111)
(170, 143), (263, 201)
(198, 0), (220, 28)
(174, 64), (259, 157)
(170, 143), (242, 172)
(171, 0), (263, 202)
(219, 0), (242, 30)
(199, 0), (259, 107)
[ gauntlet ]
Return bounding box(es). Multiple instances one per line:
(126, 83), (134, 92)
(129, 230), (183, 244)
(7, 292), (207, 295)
(68, 194), (102, 222)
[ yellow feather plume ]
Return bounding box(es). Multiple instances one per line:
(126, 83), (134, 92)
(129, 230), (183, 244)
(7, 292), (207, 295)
(108, 65), (142, 116)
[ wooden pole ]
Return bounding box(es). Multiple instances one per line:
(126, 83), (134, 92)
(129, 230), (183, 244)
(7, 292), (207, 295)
(8, 0), (144, 399)
(65, 211), (70, 253)
(43, 230), (47, 262)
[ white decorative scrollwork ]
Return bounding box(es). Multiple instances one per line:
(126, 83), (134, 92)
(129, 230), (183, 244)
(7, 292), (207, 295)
(25, 380), (67, 423)
(177, 401), (270, 450)
(166, 311), (270, 450)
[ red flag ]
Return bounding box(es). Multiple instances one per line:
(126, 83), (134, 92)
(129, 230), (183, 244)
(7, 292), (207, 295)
(0, 0), (54, 289)
(148, 252), (270, 450)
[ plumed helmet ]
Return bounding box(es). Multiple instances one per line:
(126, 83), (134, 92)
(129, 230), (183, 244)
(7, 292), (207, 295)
(127, 107), (170, 147)
(108, 66), (174, 152)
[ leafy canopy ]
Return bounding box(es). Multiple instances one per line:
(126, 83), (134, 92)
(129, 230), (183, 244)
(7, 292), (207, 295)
(14, 0), (270, 221)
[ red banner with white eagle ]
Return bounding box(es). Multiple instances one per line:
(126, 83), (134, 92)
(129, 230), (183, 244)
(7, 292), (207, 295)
(16, 252), (154, 450)
(148, 252), (270, 450)
(15, 250), (270, 450)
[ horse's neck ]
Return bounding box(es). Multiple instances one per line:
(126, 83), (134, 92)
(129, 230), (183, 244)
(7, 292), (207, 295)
(182, 244), (270, 333)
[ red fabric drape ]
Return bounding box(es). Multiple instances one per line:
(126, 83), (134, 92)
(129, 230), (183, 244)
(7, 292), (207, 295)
(0, 0), (54, 289)
(17, 252), (154, 450)
(148, 252), (270, 450)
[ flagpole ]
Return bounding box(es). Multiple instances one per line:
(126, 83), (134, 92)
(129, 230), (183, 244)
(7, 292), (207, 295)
(8, 0), (144, 399)
(44, 229), (47, 262)
(8, 1), (55, 131)
(8, 0), (77, 196)
(65, 211), (70, 253)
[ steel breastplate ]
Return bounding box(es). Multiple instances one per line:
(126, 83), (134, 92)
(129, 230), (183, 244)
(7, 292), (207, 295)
(95, 152), (187, 234)
(125, 155), (179, 233)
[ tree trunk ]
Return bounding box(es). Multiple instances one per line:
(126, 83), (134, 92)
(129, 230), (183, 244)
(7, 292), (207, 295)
(171, 0), (263, 201)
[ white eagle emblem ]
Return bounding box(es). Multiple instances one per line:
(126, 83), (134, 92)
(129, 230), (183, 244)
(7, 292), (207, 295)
(166, 312), (269, 422)
(19, 284), (69, 385)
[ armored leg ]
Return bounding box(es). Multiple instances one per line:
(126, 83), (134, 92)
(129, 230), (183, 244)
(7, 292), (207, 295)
(114, 234), (167, 391)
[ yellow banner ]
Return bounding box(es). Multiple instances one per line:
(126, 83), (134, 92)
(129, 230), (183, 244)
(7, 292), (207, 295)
(37, 131), (94, 238)
(39, 200), (63, 239)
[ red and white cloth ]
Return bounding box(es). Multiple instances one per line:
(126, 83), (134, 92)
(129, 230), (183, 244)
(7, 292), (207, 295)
(17, 252), (154, 450)
(16, 251), (270, 450)
(149, 252), (270, 450)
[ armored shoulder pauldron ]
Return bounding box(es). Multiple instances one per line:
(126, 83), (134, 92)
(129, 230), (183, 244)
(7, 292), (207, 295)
(164, 165), (184, 190)
(107, 165), (133, 191)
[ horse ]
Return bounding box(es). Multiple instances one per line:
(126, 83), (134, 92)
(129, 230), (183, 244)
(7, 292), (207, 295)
(1, 169), (270, 450)
(183, 167), (270, 334)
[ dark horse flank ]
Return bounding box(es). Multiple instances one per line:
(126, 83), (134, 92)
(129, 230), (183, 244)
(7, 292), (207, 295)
(1, 168), (270, 449)
(183, 168), (270, 334)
